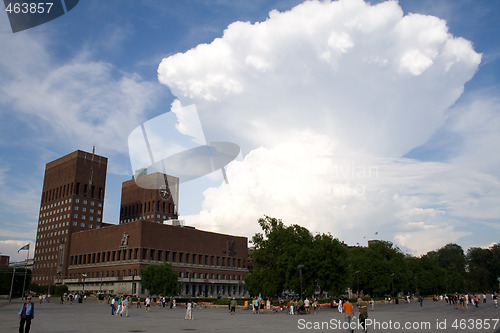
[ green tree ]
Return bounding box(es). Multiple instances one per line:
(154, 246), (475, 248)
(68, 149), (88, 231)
(466, 243), (500, 293)
(246, 216), (313, 297)
(308, 234), (349, 296)
(348, 241), (407, 297)
(140, 262), (178, 296)
(436, 243), (466, 292)
(0, 268), (30, 297)
(245, 216), (349, 298)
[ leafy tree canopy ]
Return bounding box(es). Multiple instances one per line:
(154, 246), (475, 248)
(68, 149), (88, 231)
(140, 262), (178, 296)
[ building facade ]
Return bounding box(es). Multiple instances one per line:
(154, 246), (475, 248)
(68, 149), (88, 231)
(63, 220), (249, 297)
(32, 149), (108, 286)
(32, 149), (249, 297)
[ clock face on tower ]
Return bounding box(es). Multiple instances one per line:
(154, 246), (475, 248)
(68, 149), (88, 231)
(159, 184), (171, 201)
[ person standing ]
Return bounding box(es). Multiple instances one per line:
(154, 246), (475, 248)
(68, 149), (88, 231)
(418, 295), (423, 307)
(185, 299), (193, 320)
(145, 296), (151, 312)
(304, 297), (310, 314)
(18, 295), (35, 333)
(230, 298), (237, 315)
(110, 297), (116, 315)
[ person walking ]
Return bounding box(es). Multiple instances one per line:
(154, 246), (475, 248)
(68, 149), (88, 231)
(357, 297), (368, 333)
(116, 297), (123, 316)
(145, 296), (151, 312)
(342, 298), (354, 333)
(123, 297), (129, 317)
(18, 295), (35, 333)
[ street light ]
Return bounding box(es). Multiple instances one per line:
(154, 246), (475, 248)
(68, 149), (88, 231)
(391, 273), (395, 300)
(82, 273), (87, 294)
(355, 271), (360, 298)
(186, 270), (192, 297)
(297, 265), (304, 300)
(414, 276), (418, 296)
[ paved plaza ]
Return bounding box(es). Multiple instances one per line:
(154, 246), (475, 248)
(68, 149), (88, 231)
(1, 298), (499, 332)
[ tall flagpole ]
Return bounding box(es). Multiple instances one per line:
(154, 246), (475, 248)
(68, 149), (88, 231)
(8, 267), (16, 302)
(21, 242), (30, 300)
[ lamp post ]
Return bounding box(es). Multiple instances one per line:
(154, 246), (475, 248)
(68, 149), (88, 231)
(355, 270), (360, 298)
(186, 270), (192, 297)
(414, 276), (418, 296)
(82, 273), (87, 294)
(297, 265), (304, 300)
(391, 273), (395, 299)
(8, 267), (15, 302)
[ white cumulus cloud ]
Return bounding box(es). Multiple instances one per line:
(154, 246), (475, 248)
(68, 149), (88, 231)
(157, 0), (493, 255)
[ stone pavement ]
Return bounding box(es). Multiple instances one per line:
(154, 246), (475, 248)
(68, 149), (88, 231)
(1, 298), (499, 332)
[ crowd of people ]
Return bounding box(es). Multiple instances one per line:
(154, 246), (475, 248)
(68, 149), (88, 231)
(432, 293), (498, 309)
(249, 296), (320, 315)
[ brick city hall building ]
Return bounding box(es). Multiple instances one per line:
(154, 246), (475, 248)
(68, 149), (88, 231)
(32, 149), (249, 297)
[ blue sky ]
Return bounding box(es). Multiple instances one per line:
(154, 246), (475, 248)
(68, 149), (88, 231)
(1, 0), (499, 262)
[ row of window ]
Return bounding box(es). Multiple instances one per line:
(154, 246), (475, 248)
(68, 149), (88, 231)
(37, 229), (69, 239)
(121, 201), (175, 219)
(40, 198), (102, 212)
(41, 182), (104, 203)
(66, 270), (243, 281)
(71, 214), (101, 222)
(33, 261), (56, 269)
(36, 237), (66, 248)
(39, 221), (69, 232)
(121, 215), (167, 224)
(70, 248), (246, 269)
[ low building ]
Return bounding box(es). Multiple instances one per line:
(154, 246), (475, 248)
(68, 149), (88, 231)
(0, 255), (10, 268)
(64, 219), (249, 297)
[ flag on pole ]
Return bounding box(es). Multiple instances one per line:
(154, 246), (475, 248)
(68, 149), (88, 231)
(18, 243), (29, 252)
